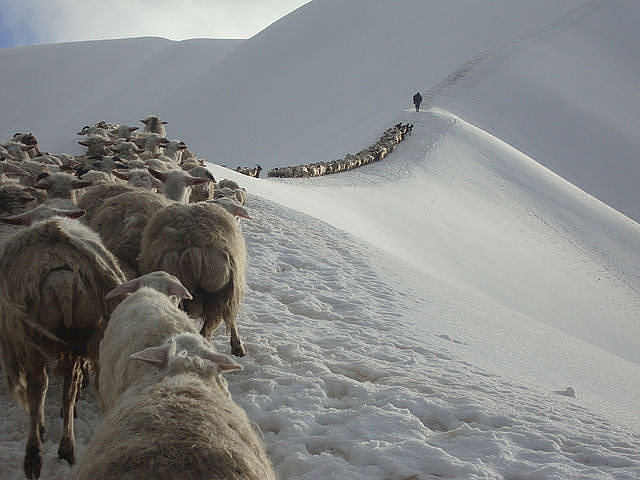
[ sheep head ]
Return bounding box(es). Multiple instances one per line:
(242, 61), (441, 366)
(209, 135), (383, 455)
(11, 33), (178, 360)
(130, 332), (242, 378)
(105, 271), (193, 305)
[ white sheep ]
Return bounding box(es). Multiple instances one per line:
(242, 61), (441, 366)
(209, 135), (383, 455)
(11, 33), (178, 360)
(3, 140), (35, 162)
(213, 185), (247, 206)
(72, 332), (276, 480)
(77, 134), (114, 158)
(163, 139), (188, 163)
(1, 160), (30, 183)
(112, 168), (160, 191)
(88, 190), (172, 278)
(33, 171), (92, 208)
(108, 140), (143, 161)
(206, 196), (251, 220)
(97, 271), (196, 411)
(139, 202), (248, 356)
(140, 114), (168, 137)
(76, 183), (141, 226)
(149, 167), (211, 203)
(0, 213), (126, 478)
(186, 165), (216, 202)
(138, 133), (170, 159)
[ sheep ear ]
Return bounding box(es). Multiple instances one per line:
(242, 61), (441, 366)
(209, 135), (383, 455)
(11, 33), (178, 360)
(72, 180), (93, 189)
(130, 345), (170, 368)
(232, 205), (250, 219)
(60, 209), (86, 219)
(186, 176), (210, 186)
(1, 215), (30, 226)
(105, 279), (141, 299)
(112, 169), (130, 181)
(201, 351), (243, 373)
(168, 282), (193, 300)
(148, 168), (167, 182)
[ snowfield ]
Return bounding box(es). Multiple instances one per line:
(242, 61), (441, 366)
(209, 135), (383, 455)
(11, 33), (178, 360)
(1, 0), (639, 479)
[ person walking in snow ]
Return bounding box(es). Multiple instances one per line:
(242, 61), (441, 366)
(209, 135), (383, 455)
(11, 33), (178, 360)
(413, 91), (422, 112)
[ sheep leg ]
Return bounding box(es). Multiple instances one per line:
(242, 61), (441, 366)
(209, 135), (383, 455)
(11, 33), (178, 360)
(200, 294), (246, 357)
(57, 353), (81, 465)
(228, 323), (246, 357)
(24, 364), (48, 479)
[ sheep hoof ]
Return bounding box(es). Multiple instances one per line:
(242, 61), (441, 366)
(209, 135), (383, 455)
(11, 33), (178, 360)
(231, 342), (246, 357)
(24, 446), (42, 479)
(58, 438), (76, 465)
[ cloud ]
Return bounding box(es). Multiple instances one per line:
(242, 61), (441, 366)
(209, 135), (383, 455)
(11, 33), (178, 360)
(0, 0), (309, 47)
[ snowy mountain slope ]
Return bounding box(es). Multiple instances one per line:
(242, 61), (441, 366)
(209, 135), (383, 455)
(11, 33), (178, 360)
(435, 0), (640, 221)
(207, 108), (640, 368)
(154, 0), (593, 168)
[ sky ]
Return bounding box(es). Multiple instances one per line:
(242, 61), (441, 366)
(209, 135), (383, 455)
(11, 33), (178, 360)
(1, 0), (639, 479)
(0, 0), (310, 48)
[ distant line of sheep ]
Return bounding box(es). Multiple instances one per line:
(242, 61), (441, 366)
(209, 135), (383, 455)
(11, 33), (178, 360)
(0, 116), (274, 479)
(267, 122), (413, 178)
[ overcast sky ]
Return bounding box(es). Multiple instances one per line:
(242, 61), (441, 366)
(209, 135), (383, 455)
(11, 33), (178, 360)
(0, 0), (310, 48)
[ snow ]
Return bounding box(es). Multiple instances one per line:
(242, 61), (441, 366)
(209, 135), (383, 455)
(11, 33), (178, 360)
(1, 0), (640, 479)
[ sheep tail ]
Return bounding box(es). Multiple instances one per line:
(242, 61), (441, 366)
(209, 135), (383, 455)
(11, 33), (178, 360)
(178, 248), (203, 293)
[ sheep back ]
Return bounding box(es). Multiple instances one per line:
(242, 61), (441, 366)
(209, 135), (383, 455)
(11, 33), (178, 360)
(98, 287), (199, 411)
(77, 183), (140, 225)
(89, 190), (172, 279)
(139, 203), (247, 337)
(73, 373), (276, 480)
(0, 217), (125, 407)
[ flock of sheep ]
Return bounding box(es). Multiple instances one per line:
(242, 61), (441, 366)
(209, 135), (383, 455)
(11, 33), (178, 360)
(0, 116), (276, 479)
(267, 122), (413, 178)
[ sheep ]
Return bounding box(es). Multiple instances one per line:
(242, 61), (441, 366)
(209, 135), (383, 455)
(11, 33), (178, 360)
(97, 271), (196, 412)
(77, 134), (114, 157)
(213, 185), (247, 206)
(138, 133), (170, 160)
(0, 213), (126, 478)
(206, 197), (250, 220)
(78, 169), (115, 186)
(235, 164), (262, 178)
(110, 124), (139, 140)
(1, 160), (30, 183)
(3, 140), (35, 162)
(32, 172), (92, 208)
(138, 202), (247, 356)
(88, 190), (172, 278)
(0, 183), (38, 217)
(186, 165), (216, 202)
(109, 140), (144, 161)
(112, 168), (160, 190)
(12, 133), (43, 158)
(8, 159), (50, 186)
(0, 184), (43, 245)
(140, 114), (168, 137)
(71, 332), (276, 480)
(163, 140), (188, 163)
(76, 183), (141, 225)
(149, 167), (212, 203)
